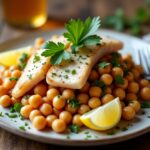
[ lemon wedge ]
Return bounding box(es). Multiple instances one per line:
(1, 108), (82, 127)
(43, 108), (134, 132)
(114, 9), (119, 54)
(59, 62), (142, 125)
(80, 97), (122, 131)
(0, 46), (31, 66)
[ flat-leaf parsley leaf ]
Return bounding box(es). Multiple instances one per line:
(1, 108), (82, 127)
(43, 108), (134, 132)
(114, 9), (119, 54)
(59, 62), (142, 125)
(42, 41), (71, 65)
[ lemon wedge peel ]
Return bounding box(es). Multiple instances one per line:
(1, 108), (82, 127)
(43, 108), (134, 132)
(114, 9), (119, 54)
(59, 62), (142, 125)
(80, 97), (122, 131)
(0, 46), (31, 66)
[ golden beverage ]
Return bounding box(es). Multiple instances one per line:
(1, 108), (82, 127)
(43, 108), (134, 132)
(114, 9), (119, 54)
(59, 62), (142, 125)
(2, 0), (47, 28)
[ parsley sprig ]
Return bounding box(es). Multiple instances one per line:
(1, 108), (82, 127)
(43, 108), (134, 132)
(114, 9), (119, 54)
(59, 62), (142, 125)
(64, 17), (101, 53)
(42, 41), (71, 65)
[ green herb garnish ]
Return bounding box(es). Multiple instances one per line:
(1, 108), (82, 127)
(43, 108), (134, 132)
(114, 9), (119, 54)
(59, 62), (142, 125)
(64, 17), (101, 53)
(115, 75), (124, 84)
(71, 69), (76, 75)
(33, 55), (40, 63)
(19, 53), (28, 63)
(141, 102), (150, 108)
(42, 41), (71, 65)
(18, 62), (26, 71)
(5, 113), (18, 118)
(0, 112), (4, 117)
(67, 98), (80, 108)
(69, 124), (80, 133)
(10, 103), (22, 113)
(99, 62), (110, 68)
(9, 77), (18, 81)
(92, 80), (105, 89)
(19, 126), (26, 131)
(27, 74), (32, 79)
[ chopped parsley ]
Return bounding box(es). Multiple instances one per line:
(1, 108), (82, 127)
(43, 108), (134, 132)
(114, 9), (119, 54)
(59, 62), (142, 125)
(19, 53), (28, 63)
(27, 74), (32, 79)
(5, 113), (18, 118)
(18, 62), (26, 71)
(9, 77), (18, 81)
(107, 130), (116, 135)
(52, 72), (57, 77)
(115, 75), (124, 84)
(64, 75), (69, 79)
(33, 55), (40, 63)
(42, 41), (71, 65)
(69, 124), (80, 133)
(0, 112), (4, 117)
(10, 103), (22, 113)
(65, 69), (70, 73)
(111, 52), (121, 67)
(99, 61), (110, 68)
(141, 102), (150, 108)
(19, 126), (26, 131)
(71, 69), (76, 75)
(67, 98), (80, 108)
(92, 80), (105, 89)
(121, 127), (128, 131)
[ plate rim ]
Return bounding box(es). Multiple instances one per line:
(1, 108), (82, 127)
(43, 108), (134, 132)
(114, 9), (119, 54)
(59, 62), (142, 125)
(0, 28), (150, 146)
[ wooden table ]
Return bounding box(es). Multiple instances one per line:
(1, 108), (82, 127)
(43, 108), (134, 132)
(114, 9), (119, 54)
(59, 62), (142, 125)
(0, 12), (150, 150)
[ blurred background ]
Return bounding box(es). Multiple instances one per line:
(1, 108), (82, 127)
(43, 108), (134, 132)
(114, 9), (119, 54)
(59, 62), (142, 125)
(0, 0), (150, 42)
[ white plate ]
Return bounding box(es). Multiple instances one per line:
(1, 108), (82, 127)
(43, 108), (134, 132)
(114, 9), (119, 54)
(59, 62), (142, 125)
(0, 29), (150, 146)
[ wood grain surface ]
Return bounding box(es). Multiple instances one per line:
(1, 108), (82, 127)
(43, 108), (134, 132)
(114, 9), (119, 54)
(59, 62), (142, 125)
(0, 1), (150, 149)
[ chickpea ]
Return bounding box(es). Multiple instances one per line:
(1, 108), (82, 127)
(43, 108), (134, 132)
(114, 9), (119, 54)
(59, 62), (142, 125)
(28, 95), (42, 108)
(0, 86), (8, 96)
(98, 64), (112, 74)
(9, 65), (19, 71)
(29, 110), (42, 121)
(72, 114), (83, 126)
(3, 78), (16, 89)
(21, 96), (30, 106)
(139, 79), (150, 88)
(11, 97), (21, 104)
(47, 88), (59, 101)
(34, 83), (47, 97)
(42, 96), (52, 104)
(32, 116), (47, 130)
(52, 119), (66, 133)
(0, 95), (12, 107)
(123, 54), (132, 62)
(140, 87), (150, 101)
(126, 93), (137, 101)
(127, 82), (139, 94)
(53, 108), (62, 117)
(116, 78), (128, 89)
(62, 89), (75, 99)
(46, 115), (57, 127)
(122, 106), (136, 120)
(11, 70), (21, 78)
(125, 72), (134, 82)
(128, 100), (141, 113)
(89, 70), (99, 81)
(65, 104), (78, 114)
(0, 78), (2, 85)
(78, 104), (90, 115)
(40, 103), (53, 116)
(112, 67), (123, 77)
(77, 93), (89, 104)
(104, 86), (112, 94)
(101, 94), (114, 104)
(100, 74), (113, 85)
(113, 88), (125, 101)
(89, 86), (102, 97)
(131, 68), (140, 80)
(134, 65), (144, 74)
(53, 95), (66, 110)
(88, 97), (101, 109)
(80, 82), (90, 93)
(20, 105), (33, 118)
(59, 111), (72, 124)
(3, 70), (11, 78)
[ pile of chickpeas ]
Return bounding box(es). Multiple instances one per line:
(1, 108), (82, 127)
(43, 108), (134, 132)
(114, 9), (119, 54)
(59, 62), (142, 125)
(0, 38), (150, 133)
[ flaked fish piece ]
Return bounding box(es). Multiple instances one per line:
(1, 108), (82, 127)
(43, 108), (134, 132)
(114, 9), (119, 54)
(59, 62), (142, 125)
(12, 35), (67, 98)
(46, 36), (123, 89)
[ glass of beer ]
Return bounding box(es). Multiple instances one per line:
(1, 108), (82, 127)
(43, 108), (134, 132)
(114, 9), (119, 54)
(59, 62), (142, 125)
(2, 0), (47, 28)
